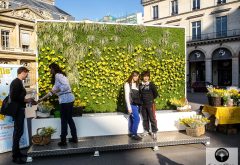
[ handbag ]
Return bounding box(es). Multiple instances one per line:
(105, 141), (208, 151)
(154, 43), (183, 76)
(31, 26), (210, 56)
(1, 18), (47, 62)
(130, 84), (142, 106)
(0, 95), (18, 118)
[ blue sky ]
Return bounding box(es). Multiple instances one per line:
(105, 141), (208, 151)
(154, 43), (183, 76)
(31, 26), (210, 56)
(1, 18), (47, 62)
(56, 0), (143, 21)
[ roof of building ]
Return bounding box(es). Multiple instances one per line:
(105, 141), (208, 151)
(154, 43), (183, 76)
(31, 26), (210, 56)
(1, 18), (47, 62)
(9, 0), (74, 20)
(98, 15), (117, 22)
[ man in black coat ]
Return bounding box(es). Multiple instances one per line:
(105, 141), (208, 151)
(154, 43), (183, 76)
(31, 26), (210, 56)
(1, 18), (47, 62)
(10, 67), (35, 164)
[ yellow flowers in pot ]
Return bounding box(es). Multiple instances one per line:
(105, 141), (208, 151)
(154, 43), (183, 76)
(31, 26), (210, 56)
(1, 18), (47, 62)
(169, 97), (191, 111)
(39, 127), (56, 136)
(179, 115), (210, 129)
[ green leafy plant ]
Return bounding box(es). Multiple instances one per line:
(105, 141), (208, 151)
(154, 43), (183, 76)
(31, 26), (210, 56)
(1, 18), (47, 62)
(39, 127), (56, 136)
(38, 101), (55, 113)
(37, 22), (185, 112)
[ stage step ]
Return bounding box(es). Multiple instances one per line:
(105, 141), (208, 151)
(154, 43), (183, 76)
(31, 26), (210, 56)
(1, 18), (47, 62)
(28, 131), (210, 157)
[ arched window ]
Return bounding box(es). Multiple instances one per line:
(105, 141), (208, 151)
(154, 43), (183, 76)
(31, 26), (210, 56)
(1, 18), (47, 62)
(189, 50), (205, 62)
(212, 48), (232, 60)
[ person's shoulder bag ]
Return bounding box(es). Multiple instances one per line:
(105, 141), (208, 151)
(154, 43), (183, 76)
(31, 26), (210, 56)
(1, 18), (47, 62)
(0, 90), (18, 118)
(129, 83), (142, 106)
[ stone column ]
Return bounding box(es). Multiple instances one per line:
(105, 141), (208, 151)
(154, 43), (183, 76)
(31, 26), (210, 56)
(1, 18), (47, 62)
(15, 23), (20, 48)
(232, 57), (239, 87)
(205, 58), (212, 83)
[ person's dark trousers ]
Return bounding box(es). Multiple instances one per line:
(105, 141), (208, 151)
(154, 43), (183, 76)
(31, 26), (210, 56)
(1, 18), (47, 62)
(129, 105), (140, 135)
(141, 103), (158, 133)
(60, 102), (77, 142)
(12, 108), (25, 159)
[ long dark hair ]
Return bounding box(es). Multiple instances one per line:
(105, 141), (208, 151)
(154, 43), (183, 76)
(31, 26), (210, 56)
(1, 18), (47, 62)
(126, 71), (139, 85)
(49, 63), (66, 84)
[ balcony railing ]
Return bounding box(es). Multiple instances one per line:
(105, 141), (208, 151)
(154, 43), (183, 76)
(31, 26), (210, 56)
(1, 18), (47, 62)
(187, 29), (240, 42)
(0, 46), (34, 53)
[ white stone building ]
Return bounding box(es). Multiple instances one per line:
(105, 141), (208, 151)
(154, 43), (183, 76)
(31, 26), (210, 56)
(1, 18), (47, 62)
(141, 0), (240, 87)
(99, 12), (143, 24)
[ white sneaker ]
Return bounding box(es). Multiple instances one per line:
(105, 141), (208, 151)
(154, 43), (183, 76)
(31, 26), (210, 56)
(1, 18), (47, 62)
(141, 131), (149, 137)
(152, 133), (157, 140)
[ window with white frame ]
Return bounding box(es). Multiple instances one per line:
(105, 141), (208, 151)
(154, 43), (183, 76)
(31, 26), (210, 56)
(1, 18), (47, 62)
(192, 21), (201, 40)
(193, 0), (200, 10)
(1, 30), (10, 49)
(21, 33), (30, 51)
(171, 0), (178, 15)
(152, 5), (159, 20)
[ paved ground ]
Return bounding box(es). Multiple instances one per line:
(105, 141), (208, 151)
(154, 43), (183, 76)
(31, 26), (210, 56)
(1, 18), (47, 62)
(0, 92), (239, 165)
(187, 92), (208, 111)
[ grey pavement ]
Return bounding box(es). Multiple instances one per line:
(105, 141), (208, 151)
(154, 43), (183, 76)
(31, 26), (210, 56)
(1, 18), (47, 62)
(187, 92), (208, 112)
(0, 92), (239, 165)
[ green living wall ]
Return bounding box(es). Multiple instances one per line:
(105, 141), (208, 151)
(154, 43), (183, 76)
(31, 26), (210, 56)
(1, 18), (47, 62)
(37, 22), (185, 113)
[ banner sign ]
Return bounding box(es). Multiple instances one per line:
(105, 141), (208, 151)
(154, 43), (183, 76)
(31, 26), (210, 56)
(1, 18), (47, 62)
(0, 64), (29, 153)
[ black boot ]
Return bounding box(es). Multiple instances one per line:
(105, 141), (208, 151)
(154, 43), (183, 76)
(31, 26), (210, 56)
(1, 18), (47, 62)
(58, 137), (67, 146)
(69, 137), (78, 143)
(19, 152), (27, 158)
(12, 157), (26, 164)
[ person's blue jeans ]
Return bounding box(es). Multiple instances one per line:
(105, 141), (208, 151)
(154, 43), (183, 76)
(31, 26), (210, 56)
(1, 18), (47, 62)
(129, 105), (140, 136)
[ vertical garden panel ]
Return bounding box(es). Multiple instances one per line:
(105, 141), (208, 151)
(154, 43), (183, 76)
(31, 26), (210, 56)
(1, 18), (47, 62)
(37, 22), (185, 113)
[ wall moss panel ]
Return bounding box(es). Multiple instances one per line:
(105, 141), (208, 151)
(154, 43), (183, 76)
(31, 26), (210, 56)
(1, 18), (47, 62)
(37, 22), (185, 113)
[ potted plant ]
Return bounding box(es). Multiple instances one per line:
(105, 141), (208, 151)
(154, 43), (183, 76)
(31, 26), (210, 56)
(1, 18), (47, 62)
(169, 97), (191, 112)
(37, 101), (54, 118)
(73, 99), (86, 117)
(228, 88), (239, 106)
(179, 115), (210, 137)
(206, 86), (223, 106)
(32, 126), (56, 145)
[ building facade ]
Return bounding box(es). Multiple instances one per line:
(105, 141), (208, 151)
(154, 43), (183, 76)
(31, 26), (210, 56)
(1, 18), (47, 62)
(99, 12), (143, 24)
(141, 0), (240, 87)
(0, 0), (73, 87)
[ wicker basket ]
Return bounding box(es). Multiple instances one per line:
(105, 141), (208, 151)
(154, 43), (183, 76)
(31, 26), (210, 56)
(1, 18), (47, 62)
(186, 126), (205, 137)
(32, 128), (51, 145)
